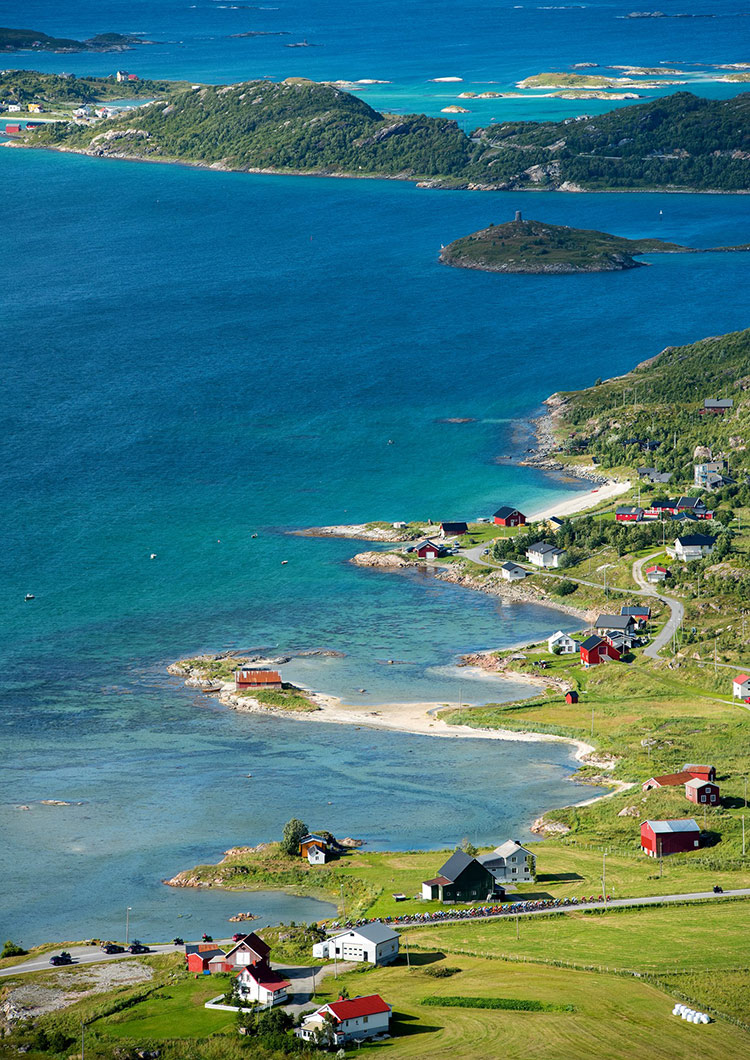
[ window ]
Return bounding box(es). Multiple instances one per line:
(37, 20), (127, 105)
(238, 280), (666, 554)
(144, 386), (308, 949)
(512, 867), (517, 874)
(701, 795), (706, 803)
(363, 1017), (368, 1024)
(511, 856), (516, 863)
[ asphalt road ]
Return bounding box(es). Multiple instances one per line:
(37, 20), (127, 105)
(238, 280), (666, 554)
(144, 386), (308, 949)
(0, 939), (234, 980)
(632, 551), (685, 658)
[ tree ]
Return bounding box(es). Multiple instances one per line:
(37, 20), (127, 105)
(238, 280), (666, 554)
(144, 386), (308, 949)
(459, 837), (478, 856)
(281, 817), (308, 856)
(1, 940), (27, 958)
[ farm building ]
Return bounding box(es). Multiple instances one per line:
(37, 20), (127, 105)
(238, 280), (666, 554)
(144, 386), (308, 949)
(297, 995), (392, 1046)
(641, 819), (700, 857)
(500, 561), (527, 582)
(548, 631), (579, 654)
(236, 963), (290, 1006)
(526, 542), (565, 568)
(416, 539), (447, 559)
(615, 506), (643, 522)
(580, 635), (621, 667)
(642, 771), (695, 792)
(733, 674), (750, 700)
(685, 779), (720, 805)
(185, 945), (229, 974)
(421, 849), (500, 902)
(682, 763), (717, 783)
(565, 690), (578, 704)
(234, 668), (282, 691)
(493, 506), (526, 527)
(439, 522), (468, 537)
(313, 923), (399, 966)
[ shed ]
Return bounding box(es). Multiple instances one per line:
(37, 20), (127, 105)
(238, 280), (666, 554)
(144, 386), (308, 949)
(642, 771), (695, 792)
(685, 779), (719, 805)
(565, 690), (578, 704)
(645, 564), (668, 583)
(615, 506), (644, 522)
(500, 561), (527, 582)
(682, 763), (717, 783)
(640, 819), (700, 856)
(439, 522), (468, 537)
(416, 539), (446, 559)
(185, 945), (226, 973)
(701, 398), (733, 414)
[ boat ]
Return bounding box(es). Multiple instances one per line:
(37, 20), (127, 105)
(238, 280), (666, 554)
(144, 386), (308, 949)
(25, 594), (34, 601)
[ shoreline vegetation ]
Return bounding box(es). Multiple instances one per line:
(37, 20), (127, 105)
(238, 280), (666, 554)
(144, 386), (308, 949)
(8, 75), (750, 194)
(439, 215), (750, 274)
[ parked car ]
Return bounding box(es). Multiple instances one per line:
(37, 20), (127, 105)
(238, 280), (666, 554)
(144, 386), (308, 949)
(100, 943), (124, 954)
(128, 941), (150, 954)
(49, 952), (73, 966)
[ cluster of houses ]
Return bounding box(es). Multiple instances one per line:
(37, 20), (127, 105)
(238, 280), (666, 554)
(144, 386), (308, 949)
(421, 842), (535, 902)
(186, 933), (291, 1006)
(639, 764), (718, 857)
(545, 606), (650, 667)
(616, 496), (715, 523)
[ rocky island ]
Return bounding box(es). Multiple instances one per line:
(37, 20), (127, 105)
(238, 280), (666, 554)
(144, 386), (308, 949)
(0, 27), (155, 52)
(439, 213), (749, 274)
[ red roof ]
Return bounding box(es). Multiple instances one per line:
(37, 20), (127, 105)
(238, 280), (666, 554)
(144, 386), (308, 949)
(649, 771), (695, 786)
(423, 875), (451, 886)
(645, 565), (667, 573)
(735, 674), (750, 684)
(326, 995), (391, 1022)
(235, 670), (281, 685)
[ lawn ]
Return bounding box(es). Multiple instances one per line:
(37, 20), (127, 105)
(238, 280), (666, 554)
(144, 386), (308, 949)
(93, 974), (236, 1039)
(403, 900), (750, 974)
(318, 952), (750, 1058)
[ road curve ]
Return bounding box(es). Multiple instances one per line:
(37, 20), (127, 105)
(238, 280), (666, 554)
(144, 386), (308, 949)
(632, 551), (684, 658)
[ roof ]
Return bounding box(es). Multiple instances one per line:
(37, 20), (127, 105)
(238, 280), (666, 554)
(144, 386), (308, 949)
(645, 564), (668, 573)
(300, 833), (326, 844)
(595, 614), (633, 630)
(704, 398), (733, 408)
(734, 674), (750, 684)
(417, 539), (443, 550)
(235, 669), (282, 684)
(325, 995), (391, 1022)
(441, 521), (468, 532)
(224, 932), (270, 960)
(185, 946), (225, 960)
(527, 541), (563, 556)
(616, 506), (643, 516)
(648, 771), (695, 786)
(332, 922), (399, 945)
(685, 778), (716, 791)
(437, 848), (478, 882)
(239, 962), (291, 990)
(621, 605), (650, 617)
(492, 839), (532, 859)
(501, 561), (525, 572)
(676, 496), (705, 509)
(644, 819), (700, 834)
(423, 875), (451, 887)
(549, 630), (574, 641)
(683, 763), (714, 772)
(580, 635), (604, 651)
(494, 506), (523, 519)
(675, 534), (716, 546)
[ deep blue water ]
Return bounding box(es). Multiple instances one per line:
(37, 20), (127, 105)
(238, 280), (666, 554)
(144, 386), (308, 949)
(2, 0), (750, 946)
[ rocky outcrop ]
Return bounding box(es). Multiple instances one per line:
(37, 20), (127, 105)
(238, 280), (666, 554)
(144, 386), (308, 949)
(350, 551), (411, 568)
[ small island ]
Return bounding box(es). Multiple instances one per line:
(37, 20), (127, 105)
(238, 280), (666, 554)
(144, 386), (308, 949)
(0, 27), (155, 53)
(439, 213), (749, 274)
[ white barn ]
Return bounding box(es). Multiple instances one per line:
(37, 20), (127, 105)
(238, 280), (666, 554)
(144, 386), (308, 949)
(312, 922), (399, 966)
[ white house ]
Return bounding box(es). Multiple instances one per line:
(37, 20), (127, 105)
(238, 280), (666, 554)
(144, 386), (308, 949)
(547, 631), (579, 654)
(392, 521), (407, 530)
(297, 995), (391, 1046)
(501, 561), (527, 582)
(312, 922), (399, 966)
(733, 674), (750, 700)
(667, 534), (716, 562)
(235, 963), (290, 1006)
(307, 843), (329, 865)
(526, 542), (565, 568)
(644, 564), (668, 583)
(7, 103), (22, 113)
(477, 840), (535, 884)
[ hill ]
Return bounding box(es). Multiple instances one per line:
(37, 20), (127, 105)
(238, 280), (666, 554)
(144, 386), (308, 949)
(23, 79), (750, 193)
(439, 215), (696, 273)
(0, 27), (152, 52)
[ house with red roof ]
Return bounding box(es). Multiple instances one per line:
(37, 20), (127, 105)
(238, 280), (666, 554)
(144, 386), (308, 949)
(644, 564), (668, 583)
(297, 994), (392, 1045)
(732, 674), (750, 701)
(236, 963), (290, 1006)
(642, 771), (696, 792)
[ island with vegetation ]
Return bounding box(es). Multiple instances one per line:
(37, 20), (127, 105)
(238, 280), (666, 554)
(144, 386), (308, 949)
(438, 214), (749, 273)
(0, 70), (179, 107)
(12, 74), (750, 193)
(0, 27), (155, 53)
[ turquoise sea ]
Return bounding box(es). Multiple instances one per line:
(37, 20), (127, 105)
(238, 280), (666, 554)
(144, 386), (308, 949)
(1, 0), (749, 945)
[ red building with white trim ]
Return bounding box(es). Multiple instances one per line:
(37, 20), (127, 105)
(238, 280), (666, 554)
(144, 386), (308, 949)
(493, 506), (526, 527)
(685, 779), (719, 805)
(641, 819), (700, 857)
(580, 635), (621, 667)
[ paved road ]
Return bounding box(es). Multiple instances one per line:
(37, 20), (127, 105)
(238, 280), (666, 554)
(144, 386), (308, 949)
(0, 938), (235, 980)
(632, 551), (684, 659)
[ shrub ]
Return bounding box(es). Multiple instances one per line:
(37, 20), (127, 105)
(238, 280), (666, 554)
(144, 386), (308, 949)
(552, 579), (578, 597)
(1, 940), (27, 958)
(421, 994), (574, 1012)
(423, 965), (461, 978)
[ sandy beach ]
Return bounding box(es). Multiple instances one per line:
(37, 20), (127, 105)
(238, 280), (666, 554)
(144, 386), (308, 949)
(526, 478), (631, 522)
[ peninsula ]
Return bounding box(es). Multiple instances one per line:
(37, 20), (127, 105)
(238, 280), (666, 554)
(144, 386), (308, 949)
(0, 27), (155, 53)
(438, 214), (736, 273)
(13, 74), (750, 194)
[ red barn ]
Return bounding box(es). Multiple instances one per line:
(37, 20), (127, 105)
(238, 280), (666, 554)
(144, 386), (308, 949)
(685, 779), (720, 805)
(5, 124), (21, 134)
(683, 763), (716, 783)
(580, 635), (621, 667)
(493, 506), (526, 527)
(416, 539), (446, 559)
(234, 668), (282, 691)
(641, 819), (700, 857)
(185, 944), (226, 973)
(615, 506), (644, 522)
(642, 771), (695, 792)
(565, 690), (578, 704)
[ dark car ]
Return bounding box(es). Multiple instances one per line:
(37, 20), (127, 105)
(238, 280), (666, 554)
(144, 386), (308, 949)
(49, 952), (73, 966)
(172, 937), (184, 946)
(128, 941), (150, 954)
(101, 943), (125, 954)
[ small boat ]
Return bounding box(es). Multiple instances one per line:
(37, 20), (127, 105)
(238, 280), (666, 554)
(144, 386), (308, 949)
(281, 559), (289, 565)
(25, 594), (34, 601)
(150, 553), (157, 559)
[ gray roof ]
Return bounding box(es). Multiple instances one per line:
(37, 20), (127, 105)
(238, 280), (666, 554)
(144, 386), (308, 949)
(333, 922), (399, 945)
(527, 541), (563, 556)
(595, 614), (633, 630)
(704, 398), (733, 409)
(438, 848), (476, 882)
(501, 561), (525, 572)
(676, 534), (716, 546)
(645, 819), (699, 834)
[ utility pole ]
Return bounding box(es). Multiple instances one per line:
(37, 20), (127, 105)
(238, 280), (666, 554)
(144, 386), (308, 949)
(516, 912), (520, 940)
(744, 775), (747, 809)
(81, 1022), (85, 1060)
(658, 839), (663, 878)
(714, 639), (718, 676)
(602, 853), (607, 905)
(591, 704), (594, 738)
(340, 883), (345, 922)
(743, 815), (746, 858)
(405, 938), (411, 970)
(125, 907), (131, 945)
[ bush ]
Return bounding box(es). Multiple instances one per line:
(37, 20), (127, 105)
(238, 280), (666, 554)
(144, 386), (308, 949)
(421, 994), (574, 1012)
(1, 940), (27, 958)
(552, 579), (578, 597)
(280, 818), (308, 857)
(423, 965), (461, 978)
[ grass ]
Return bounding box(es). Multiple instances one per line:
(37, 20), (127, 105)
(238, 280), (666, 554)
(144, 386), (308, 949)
(250, 688), (319, 712)
(92, 974), (236, 1039)
(318, 953), (750, 1057)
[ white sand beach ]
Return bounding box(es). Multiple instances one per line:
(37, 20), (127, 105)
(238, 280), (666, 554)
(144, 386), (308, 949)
(526, 478), (631, 523)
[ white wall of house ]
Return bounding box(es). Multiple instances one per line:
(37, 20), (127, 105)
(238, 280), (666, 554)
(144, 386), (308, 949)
(236, 970), (288, 1006)
(299, 1009), (390, 1043)
(312, 931), (399, 965)
(502, 566), (526, 582)
(548, 632), (578, 654)
(733, 679), (750, 699)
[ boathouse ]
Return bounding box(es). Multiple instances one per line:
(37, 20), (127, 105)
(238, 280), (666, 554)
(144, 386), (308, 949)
(682, 763), (717, 783)
(234, 668), (282, 691)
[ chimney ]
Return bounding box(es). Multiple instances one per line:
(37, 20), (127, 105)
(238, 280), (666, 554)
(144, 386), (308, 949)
(514, 210), (523, 222)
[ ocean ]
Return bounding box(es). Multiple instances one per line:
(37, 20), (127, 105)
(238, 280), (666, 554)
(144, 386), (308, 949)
(1, 0), (749, 945)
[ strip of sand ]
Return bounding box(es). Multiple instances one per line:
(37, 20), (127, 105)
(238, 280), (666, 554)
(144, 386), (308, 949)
(527, 478), (631, 522)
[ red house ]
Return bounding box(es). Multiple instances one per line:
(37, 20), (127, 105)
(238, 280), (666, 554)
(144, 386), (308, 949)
(615, 506), (644, 522)
(234, 668), (282, 691)
(493, 506), (526, 527)
(565, 690), (578, 704)
(416, 539), (446, 559)
(185, 945), (227, 973)
(683, 763), (717, 783)
(5, 124), (21, 134)
(580, 635), (621, 667)
(641, 819), (700, 857)
(685, 779), (720, 805)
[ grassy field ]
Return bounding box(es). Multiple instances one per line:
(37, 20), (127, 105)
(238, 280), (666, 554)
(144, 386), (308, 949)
(320, 953), (750, 1058)
(93, 974), (236, 1039)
